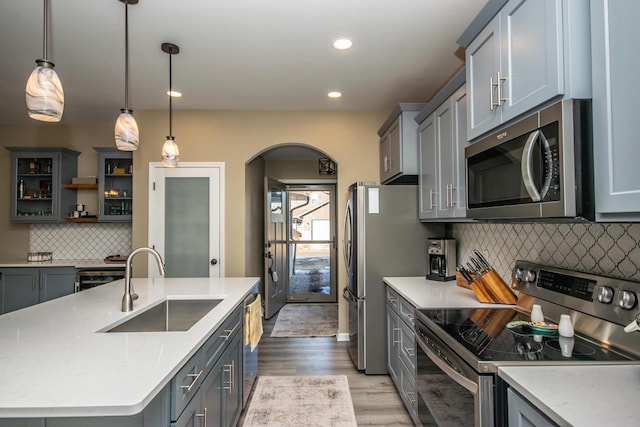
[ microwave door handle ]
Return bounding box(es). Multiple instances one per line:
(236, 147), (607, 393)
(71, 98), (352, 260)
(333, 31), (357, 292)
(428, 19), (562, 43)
(521, 130), (542, 201)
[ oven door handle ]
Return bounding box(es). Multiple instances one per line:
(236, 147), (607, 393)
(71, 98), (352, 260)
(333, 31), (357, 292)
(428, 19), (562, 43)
(418, 339), (478, 395)
(521, 129), (552, 202)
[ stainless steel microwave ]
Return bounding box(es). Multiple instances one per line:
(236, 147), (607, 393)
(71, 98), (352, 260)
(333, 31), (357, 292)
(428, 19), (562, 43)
(465, 100), (594, 220)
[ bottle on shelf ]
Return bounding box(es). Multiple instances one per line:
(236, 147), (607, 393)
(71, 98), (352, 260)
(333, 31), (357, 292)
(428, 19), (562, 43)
(18, 179), (25, 199)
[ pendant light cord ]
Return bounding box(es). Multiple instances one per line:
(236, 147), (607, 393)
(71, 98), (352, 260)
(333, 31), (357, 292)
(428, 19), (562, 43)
(124, 1), (130, 110)
(42, 0), (48, 60)
(169, 51), (173, 136)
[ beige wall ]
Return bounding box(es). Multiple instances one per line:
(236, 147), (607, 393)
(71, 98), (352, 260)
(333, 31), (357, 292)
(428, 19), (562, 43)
(245, 156), (265, 292)
(0, 109), (386, 332)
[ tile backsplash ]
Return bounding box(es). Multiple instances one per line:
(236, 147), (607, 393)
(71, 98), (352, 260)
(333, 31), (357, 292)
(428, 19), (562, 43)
(449, 223), (640, 283)
(30, 223), (132, 260)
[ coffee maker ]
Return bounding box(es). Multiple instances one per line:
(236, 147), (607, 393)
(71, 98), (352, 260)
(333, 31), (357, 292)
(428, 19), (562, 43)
(426, 238), (456, 281)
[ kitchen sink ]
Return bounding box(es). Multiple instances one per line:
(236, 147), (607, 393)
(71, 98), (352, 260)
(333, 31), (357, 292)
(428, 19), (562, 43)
(104, 299), (222, 333)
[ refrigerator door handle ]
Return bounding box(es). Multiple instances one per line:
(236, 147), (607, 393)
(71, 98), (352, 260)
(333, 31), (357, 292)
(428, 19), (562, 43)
(343, 197), (353, 273)
(343, 287), (359, 303)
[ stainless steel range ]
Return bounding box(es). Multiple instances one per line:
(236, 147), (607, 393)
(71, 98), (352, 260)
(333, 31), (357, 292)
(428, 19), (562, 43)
(414, 260), (640, 426)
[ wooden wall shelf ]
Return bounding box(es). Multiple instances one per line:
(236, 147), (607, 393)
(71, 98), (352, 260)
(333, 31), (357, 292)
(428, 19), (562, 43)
(64, 183), (98, 189)
(63, 217), (98, 223)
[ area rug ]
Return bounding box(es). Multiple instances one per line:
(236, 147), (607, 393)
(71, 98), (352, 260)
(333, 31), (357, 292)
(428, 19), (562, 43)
(242, 375), (357, 427)
(270, 303), (337, 337)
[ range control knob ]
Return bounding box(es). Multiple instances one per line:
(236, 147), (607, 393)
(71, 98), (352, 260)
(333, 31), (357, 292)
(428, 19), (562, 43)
(514, 268), (524, 281)
(597, 286), (614, 304)
(617, 290), (637, 310)
(523, 270), (537, 283)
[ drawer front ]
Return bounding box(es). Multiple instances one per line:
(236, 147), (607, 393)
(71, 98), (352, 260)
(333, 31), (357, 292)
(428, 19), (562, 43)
(386, 287), (400, 313)
(171, 350), (204, 421)
(202, 304), (243, 376)
(400, 358), (418, 418)
(399, 319), (416, 372)
(398, 297), (415, 327)
(170, 387), (202, 427)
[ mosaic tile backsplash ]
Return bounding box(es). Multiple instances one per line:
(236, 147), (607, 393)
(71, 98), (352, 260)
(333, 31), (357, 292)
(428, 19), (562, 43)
(30, 223), (132, 260)
(449, 223), (640, 283)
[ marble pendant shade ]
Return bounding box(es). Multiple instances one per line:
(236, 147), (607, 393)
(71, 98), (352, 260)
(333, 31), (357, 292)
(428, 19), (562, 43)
(115, 109), (139, 151)
(161, 136), (179, 167)
(25, 61), (64, 122)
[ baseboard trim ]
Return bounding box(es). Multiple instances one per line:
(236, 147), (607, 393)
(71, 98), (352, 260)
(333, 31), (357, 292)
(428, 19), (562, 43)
(336, 333), (349, 342)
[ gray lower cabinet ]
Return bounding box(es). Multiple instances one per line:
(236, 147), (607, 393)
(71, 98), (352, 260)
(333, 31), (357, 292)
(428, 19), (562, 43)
(385, 286), (418, 423)
(591, 0), (640, 220)
(507, 388), (558, 427)
(0, 267), (76, 314)
(0, 304), (244, 427)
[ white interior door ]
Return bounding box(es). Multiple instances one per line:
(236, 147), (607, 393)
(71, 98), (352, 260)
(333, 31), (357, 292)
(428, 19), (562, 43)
(148, 162), (224, 278)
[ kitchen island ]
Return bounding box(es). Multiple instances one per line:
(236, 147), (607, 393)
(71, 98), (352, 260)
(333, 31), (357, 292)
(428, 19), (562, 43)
(0, 276), (258, 423)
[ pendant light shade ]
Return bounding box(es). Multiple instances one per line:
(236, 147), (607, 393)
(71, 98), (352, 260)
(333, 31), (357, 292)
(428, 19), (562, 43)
(115, 0), (139, 151)
(25, 0), (64, 122)
(161, 43), (180, 167)
(161, 136), (179, 167)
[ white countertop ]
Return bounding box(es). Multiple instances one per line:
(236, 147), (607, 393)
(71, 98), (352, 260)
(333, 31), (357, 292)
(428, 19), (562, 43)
(0, 259), (126, 268)
(0, 276), (259, 418)
(499, 365), (640, 426)
(383, 276), (514, 309)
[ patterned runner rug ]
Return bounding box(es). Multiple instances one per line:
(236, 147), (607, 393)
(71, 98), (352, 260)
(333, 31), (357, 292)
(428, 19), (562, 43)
(242, 375), (357, 426)
(270, 303), (338, 337)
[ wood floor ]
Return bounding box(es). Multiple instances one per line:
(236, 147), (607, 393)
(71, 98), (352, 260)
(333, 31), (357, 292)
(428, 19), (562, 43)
(239, 310), (414, 426)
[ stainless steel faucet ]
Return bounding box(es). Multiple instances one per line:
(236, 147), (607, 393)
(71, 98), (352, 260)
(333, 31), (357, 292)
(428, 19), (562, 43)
(122, 247), (167, 312)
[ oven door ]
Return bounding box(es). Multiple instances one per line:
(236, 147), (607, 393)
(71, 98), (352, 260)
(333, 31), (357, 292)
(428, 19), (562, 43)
(415, 319), (496, 426)
(465, 113), (561, 219)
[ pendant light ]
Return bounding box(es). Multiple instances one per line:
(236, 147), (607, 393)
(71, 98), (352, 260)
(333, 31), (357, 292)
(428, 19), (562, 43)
(25, 0), (64, 122)
(161, 43), (180, 167)
(114, 0), (140, 151)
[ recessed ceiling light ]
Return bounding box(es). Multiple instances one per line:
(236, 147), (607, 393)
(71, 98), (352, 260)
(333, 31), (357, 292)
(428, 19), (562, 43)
(333, 38), (353, 50)
(167, 90), (182, 97)
(328, 91), (342, 98)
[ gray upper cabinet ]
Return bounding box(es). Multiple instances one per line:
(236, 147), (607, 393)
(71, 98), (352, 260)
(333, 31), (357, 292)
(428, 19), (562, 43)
(591, 1), (640, 220)
(6, 147), (80, 223)
(417, 70), (468, 221)
(462, 0), (590, 141)
(95, 147), (133, 222)
(378, 104), (425, 184)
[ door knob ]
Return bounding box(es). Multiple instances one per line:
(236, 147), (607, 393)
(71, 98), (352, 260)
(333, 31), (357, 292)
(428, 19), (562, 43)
(210, 259), (218, 266)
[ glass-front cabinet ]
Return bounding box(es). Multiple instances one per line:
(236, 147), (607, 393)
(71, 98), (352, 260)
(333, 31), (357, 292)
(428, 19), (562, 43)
(95, 147), (132, 222)
(6, 147), (79, 223)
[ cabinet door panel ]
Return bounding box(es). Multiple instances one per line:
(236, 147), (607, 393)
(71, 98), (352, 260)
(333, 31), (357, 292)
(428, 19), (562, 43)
(0, 268), (39, 313)
(379, 133), (392, 183)
(388, 119), (402, 178)
(39, 267), (75, 303)
(451, 87), (468, 215)
(436, 100), (454, 218)
(418, 115), (437, 220)
(386, 307), (401, 385)
(592, 0), (640, 215)
(467, 18), (502, 141)
(223, 334), (242, 427)
(501, 0), (562, 123)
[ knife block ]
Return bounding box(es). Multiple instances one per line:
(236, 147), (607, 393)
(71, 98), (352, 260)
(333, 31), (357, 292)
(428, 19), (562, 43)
(462, 270), (517, 304)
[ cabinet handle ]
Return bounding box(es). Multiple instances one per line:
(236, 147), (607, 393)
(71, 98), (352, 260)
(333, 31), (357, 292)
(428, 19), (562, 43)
(387, 296), (396, 304)
(489, 76), (496, 111)
(497, 71), (507, 106)
(448, 184), (455, 207)
(429, 189), (436, 209)
(196, 407), (207, 427)
(392, 326), (401, 344)
(32, 277), (36, 291)
(445, 184), (451, 207)
(384, 155), (390, 172)
(221, 325), (236, 340)
(402, 312), (414, 323)
(180, 370), (203, 392)
(407, 391), (417, 404)
(223, 360), (234, 393)
(403, 345), (415, 358)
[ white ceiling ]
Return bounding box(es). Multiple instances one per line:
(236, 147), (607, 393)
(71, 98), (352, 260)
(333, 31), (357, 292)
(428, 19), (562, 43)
(0, 0), (486, 125)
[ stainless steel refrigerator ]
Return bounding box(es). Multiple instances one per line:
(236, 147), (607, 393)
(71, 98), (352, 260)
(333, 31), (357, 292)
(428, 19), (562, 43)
(342, 182), (443, 374)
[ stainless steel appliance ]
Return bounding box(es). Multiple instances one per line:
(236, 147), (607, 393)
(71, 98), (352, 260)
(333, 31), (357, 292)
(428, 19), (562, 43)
(342, 182), (443, 374)
(465, 100), (594, 220)
(75, 268), (125, 292)
(426, 238), (456, 281)
(415, 260), (640, 426)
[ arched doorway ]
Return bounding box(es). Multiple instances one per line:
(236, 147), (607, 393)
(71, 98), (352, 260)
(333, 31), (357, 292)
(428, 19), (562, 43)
(245, 143), (338, 319)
